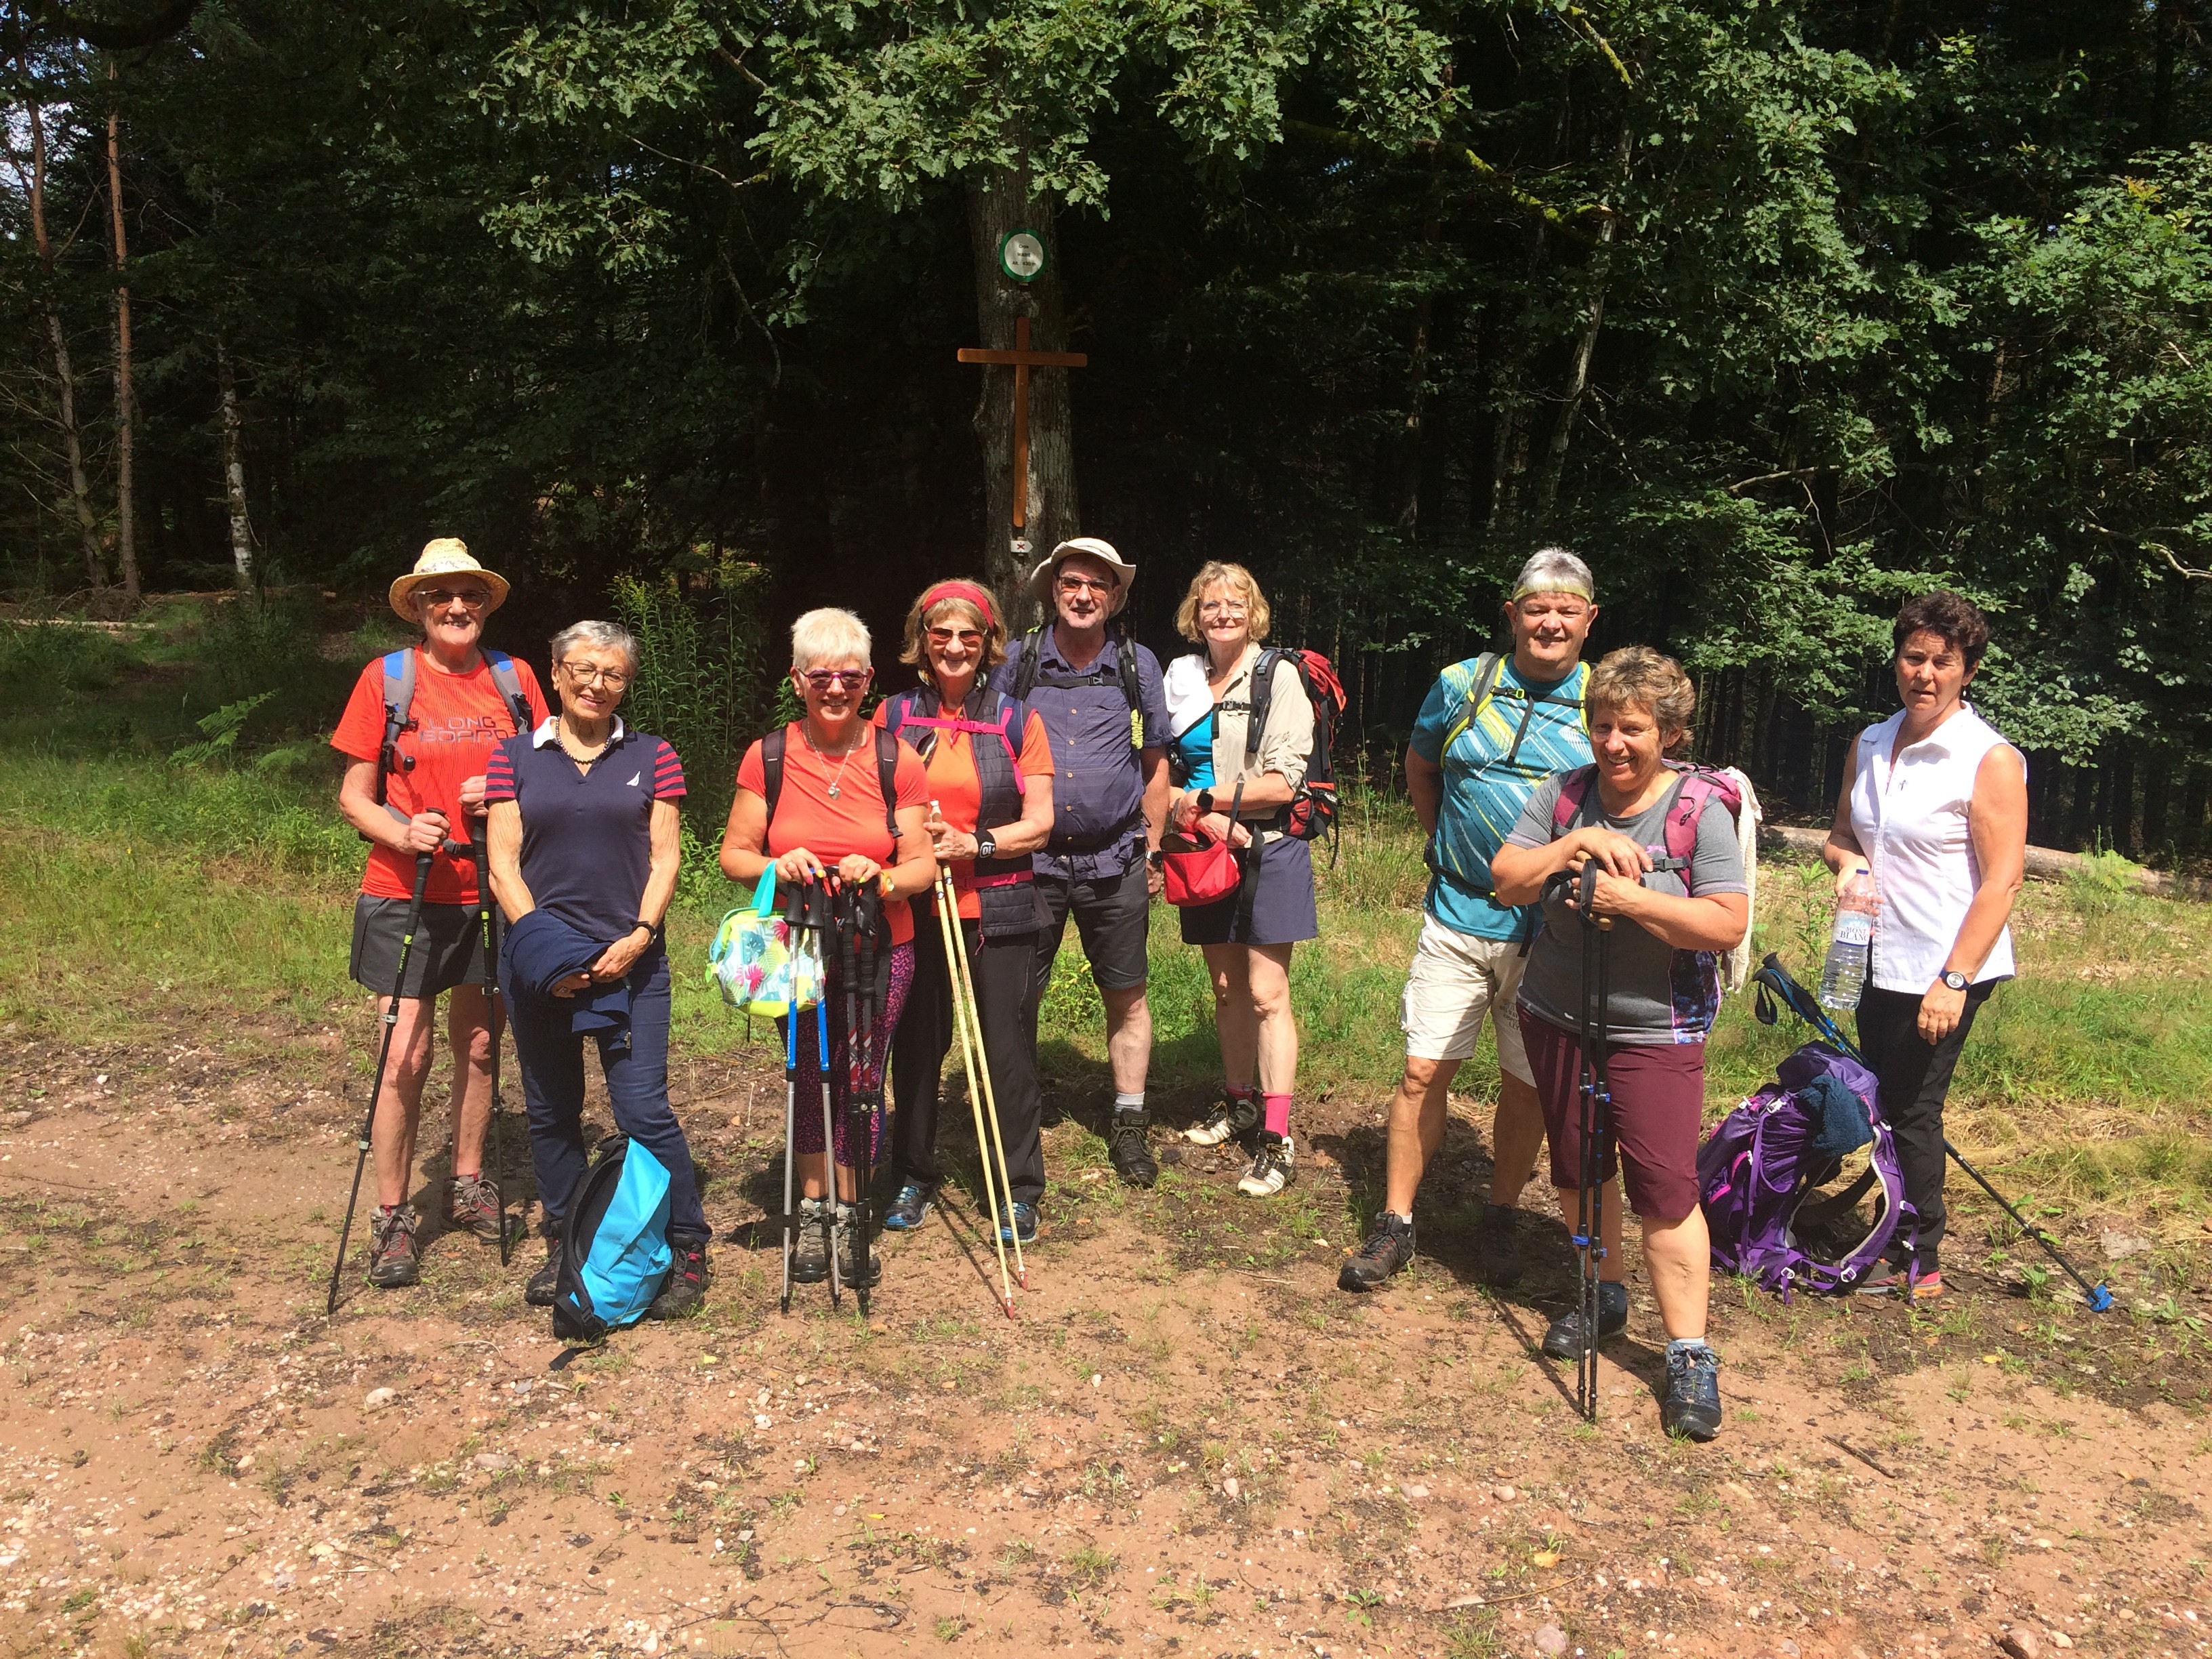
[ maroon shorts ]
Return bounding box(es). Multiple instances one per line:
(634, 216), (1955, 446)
(1518, 1006), (1706, 1221)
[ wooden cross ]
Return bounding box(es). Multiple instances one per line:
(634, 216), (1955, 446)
(958, 315), (1086, 549)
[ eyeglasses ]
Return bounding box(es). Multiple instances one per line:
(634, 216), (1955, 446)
(1198, 601), (1248, 618)
(420, 586), (490, 611)
(559, 661), (630, 689)
(800, 668), (872, 691)
(927, 628), (986, 649)
(1057, 573), (1115, 596)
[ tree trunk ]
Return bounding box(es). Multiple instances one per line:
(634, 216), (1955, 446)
(217, 337), (254, 587)
(105, 64), (140, 605)
(1532, 124), (1633, 526)
(967, 164), (1079, 626)
(13, 30), (103, 588)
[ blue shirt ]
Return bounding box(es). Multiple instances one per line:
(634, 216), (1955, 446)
(1408, 655), (1591, 941)
(991, 629), (1168, 881)
(485, 718), (687, 944)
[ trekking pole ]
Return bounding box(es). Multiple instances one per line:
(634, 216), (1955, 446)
(778, 1009), (798, 1315)
(1570, 859), (1614, 1423)
(1753, 956), (2113, 1313)
(940, 853), (1027, 1290)
(326, 849), (434, 1316)
(832, 882), (874, 1316)
(464, 827), (513, 1267)
(934, 859), (1015, 1315)
(848, 883), (884, 1317)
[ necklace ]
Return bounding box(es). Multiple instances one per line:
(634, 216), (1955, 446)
(558, 720), (611, 769)
(802, 719), (869, 798)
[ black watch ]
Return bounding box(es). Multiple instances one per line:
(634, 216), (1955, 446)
(975, 830), (997, 860)
(1940, 969), (1969, 991)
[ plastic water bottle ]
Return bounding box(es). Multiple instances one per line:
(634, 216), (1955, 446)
(1819, 872), (1880, 1010)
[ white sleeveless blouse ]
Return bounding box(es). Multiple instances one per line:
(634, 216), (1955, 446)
(1847, 703), (2020, 993)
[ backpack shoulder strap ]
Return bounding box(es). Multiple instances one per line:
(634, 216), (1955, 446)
(1442, 651), (1504, 756)
(482, 649), (533, 734)
(1009, 627), (1044, 700)
(1115, 630), (1144, 749)
(1655, 764), (1744, 893)
(1550, 764), (1600, 836)
(1244, 649), (1283, 764)
(760, 726), (787, 830)
(874, 726), (901, 836)
(375, 649), (419, 823)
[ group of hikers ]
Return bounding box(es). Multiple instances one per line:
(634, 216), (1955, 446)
(333, 535), (2026, 1441)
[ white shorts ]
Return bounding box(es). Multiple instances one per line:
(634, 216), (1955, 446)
(1399, 915), (1535, 1082)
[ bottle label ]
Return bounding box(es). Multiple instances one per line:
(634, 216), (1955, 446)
(1834, 912), (1873, 947)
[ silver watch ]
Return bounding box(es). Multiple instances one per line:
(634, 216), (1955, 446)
(1940, 969), (1969, 991)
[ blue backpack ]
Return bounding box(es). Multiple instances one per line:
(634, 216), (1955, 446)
(1697, 1042), (1912, 1296)
(552, 1136), (672, 1341)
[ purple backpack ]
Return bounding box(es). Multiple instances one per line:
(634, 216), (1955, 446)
(1698, 1042), (1912, 1296)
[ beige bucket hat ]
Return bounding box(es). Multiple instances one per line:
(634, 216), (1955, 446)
(388, 538), (511, 623)
(1027, 536), (1134, 615)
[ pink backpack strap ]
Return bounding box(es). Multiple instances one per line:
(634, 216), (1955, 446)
(891, 696), (1028, 795)
(1657, 763), (1742, 895)
(1550, 764), (1599, 836)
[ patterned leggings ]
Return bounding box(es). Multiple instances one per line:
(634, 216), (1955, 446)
(788, 939), (915, 1169)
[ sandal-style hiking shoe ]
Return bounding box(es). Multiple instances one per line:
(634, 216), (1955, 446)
(1338, 1212), (1414, 1291)
(882, 1181), (935, 1231)
(1663, 1343), (1723, 1441)
(1185, 1092), (1258, 1148)
(524, 1239), (564, 1307)
(366, 1205), (421, 1289)
(443, 1174), (505, 1242)
(1540, 1280), (1629, 1359)
(650, 1234), (710, 1319)
(1109, 1109), (1158, 1188)
(1237, 1132), (1296, 1197)
(1856, 1267), (1943, 1299)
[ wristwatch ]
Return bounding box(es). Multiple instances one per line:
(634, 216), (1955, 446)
(1940, 969), (1969, 991)
(976, 830), (998, 860)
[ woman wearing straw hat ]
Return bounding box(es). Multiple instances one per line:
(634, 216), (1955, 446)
(331, 539), (550, 1290)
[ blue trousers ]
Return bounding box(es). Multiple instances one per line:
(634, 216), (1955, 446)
(510, 947), (708, 1242)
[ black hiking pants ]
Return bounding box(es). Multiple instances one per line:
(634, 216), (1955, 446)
(1856, 981), (1996, 1274)
(890, 914), (1047, 1208)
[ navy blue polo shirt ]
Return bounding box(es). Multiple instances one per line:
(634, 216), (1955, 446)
(485, 718), (686, 943)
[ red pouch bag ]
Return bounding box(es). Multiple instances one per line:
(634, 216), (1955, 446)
(1161, 783), (1246, 908)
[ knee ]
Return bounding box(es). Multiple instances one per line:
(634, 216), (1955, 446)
(1248, 977), (1290, 1022)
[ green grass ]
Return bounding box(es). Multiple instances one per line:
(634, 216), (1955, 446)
(5, 613), (2209, 1224)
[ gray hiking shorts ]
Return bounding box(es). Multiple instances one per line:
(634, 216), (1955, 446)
(350, 896), (492, 998)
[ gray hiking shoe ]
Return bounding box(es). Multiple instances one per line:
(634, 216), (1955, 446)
(1339, 1212), (1414, 1292)
(1663, 1342), (1723, 1441)
(443, 1174), (505, 1242)
(1474, 1202), (1527, 1288)
(790, 1197), (832, 1285)
(366, 1205), (421, 1289)
(834, 1204), (882, 1290)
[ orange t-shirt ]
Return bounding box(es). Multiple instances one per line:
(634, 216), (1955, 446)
(735, 724), (930, 946)
(875, 703), (1052, 920)
(330, 649), (552, 905)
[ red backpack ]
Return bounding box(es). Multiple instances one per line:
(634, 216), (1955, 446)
(1550, 760), (1742, 892)
(1245, 647), (1348, 857)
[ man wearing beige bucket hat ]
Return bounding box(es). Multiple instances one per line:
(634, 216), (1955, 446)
(991, 536), (1172, 1193)
(331, 539), (550, 1290)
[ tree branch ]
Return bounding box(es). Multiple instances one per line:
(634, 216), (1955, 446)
(628, 135), (768, 194)
(24, 0), (197, 49)
(1282, 119), (1607, 243)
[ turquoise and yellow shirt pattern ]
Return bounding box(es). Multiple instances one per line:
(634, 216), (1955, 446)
(1408, 656), (1593, 941)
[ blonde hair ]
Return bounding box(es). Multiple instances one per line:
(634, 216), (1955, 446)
(790, 607), (871, 672)
(1586, 646), (1696, 755)
(1173, 561), (1271, 643)
(897, 589), (1006, 678)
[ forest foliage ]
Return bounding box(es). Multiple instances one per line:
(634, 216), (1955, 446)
(3, 0), (2210, 857)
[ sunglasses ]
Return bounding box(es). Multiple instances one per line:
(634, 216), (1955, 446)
(927, 628), (986, 649)
(419, 586), (491, 610)
(1057, 573), (1115, 596)
(800, 668), (872, 691)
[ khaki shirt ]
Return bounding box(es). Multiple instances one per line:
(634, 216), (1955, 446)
(1183, 647), (1313, 846)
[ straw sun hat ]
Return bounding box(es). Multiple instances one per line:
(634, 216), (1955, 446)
(387, 538), (511, 623)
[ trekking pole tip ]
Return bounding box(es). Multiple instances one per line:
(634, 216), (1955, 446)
(2089, 1283), (2114, 1313)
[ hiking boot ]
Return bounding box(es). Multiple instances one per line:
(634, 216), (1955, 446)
(1338, 1212), (1414, 1292)
(1108, 1109), (1158, 1188)
(1237, 1132), (1296, 1197)
(443, 1174), (505, 1242)
(996, 1200), (1040, 1246)
(1540, 1279), (1629, 1359)
(1474, 1202), (1527, 1288)
(1186, 1091), (1258, 1148)
(525, 1237), (564, 1306)
(1856, 1266), (1944, 1300)
(366, 1205), (421, 1289)
(790, 1197), (832, 1284)
(649, 1233), (710, 1320)
(1662, 1342), (1724, 1441)
(834, 1204), (882, 1290)
(882, 1181), (935, 1231)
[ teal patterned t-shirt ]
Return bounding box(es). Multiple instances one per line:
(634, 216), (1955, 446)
(1407, 655), (1593, 941)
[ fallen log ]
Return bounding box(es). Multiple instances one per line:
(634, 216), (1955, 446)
(1761, 823), (2209, 901)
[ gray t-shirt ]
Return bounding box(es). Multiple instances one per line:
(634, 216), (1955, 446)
(1506, 771), (1748, 1044)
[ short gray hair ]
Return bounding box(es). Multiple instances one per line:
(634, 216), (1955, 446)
(1511, 547), (1595, 602)
(549, 619), (639, 672)
(790, 607), (871, 671)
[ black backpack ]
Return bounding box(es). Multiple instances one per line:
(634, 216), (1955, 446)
(1007, 625), (1145, 751)
(1244, 647), (1348, 858)
(760, 724), (901, 836)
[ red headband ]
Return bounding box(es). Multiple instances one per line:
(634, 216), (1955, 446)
(920, 580), (998, 631)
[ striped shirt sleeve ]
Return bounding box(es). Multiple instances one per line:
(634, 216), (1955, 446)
(651, 739), (688, 801)
(483, 737), (519, 804)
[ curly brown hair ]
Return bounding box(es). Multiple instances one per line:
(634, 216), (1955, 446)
(897, 582), (1007, 682)
(1585, 646), (1697, 756)
(1893, 589), (1991, 670)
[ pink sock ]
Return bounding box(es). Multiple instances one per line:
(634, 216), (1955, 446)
(1262, 1092), (1292, 1139)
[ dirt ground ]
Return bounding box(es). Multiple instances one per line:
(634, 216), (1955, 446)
(3, 1015), (2209, 1659)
